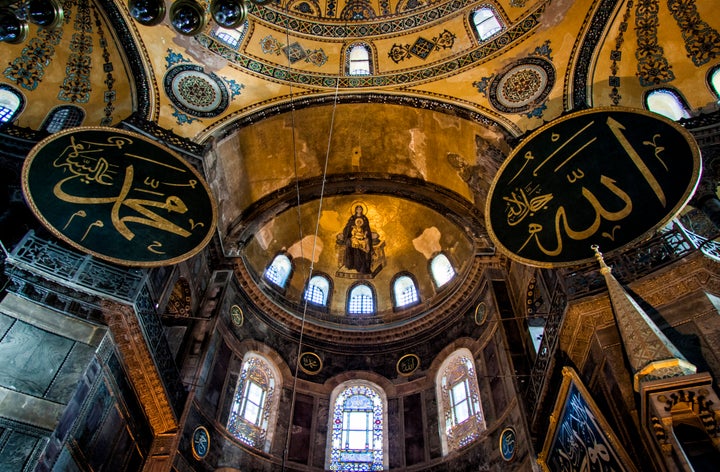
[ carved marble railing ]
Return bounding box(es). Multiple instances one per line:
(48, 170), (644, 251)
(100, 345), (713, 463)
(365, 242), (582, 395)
(525, 220), (716, 417)
(2, 230), (186, 417)
(6, 231), (146, 301)
(558, 223), (696, 300)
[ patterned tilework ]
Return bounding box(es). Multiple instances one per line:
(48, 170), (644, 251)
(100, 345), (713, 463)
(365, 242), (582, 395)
(196, 6), (543, 88)
(667, 0), (720, 66)
(341, 0), (377, 20)
(3, 9), (66, 90)
(608, 0), (634, 105)
(250, 0), (474, 37)
(163, 50), (240, 125)
(488, 56), (555, 118)
(260, 35), (328, 66)
(569, 0), (616, 109)
(388, 30), (455, 63)
(635, 0), (674, 86)
(59, 0), (93, 103)
(93, 5), (116, 125)
(477, 41), (554, 118)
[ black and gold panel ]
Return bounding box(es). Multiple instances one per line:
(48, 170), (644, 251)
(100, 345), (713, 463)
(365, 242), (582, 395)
(22, 127), (217, 266)
(538, 367), (637, 471)
(486, 108), (701, 267)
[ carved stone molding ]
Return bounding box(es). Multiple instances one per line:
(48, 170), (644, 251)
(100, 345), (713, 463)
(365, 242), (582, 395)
(641, 372), (720, 463)
(101, 301), (178, 434)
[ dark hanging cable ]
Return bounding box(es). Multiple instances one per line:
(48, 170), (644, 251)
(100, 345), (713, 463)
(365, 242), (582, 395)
(281, 6), (343, 470)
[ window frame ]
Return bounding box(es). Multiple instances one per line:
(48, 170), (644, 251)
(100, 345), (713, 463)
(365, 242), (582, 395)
(264, 252), (293, 291)
(708, 65), (720, 100)
(41, 105), (85, 133)
(429, 252), (456, 290)
(347, 282), (376, 315)
(345, 42), (373, 76)
(226, 352), (282, 453)
(211, 21), (248, 49)
(470, 5), (504, 42)
(326, 380), (388, 471)
(391, 272), (420, 310)
(304, 273), (333, 308)
(0, 84), (25, 128)
(644, 88), (691, 121)
(436, 348), (486, 455)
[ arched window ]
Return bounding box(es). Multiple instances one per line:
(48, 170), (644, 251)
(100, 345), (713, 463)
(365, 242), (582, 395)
(709, 66), (720, 99)
(304, 274), (331, 306)
(436, 349), (485, 455)
(0, 85), (24, 126)
(327, 381), (387, 470)
(41, 105), (85, 133)
(264, 253), (292, 289)
(212, 22), (248, 49)
(347, 283), (375, 314)
(227, 352), (281, 453)
(645, 88), (691, 120)
(392, 274), (419, 308)
(346, 43), (372, 76)
(430, 253), (455, 288)
(472, 7), (503, 41)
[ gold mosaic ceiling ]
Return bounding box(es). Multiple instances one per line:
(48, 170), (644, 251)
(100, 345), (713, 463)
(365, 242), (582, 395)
(3, 0), (719, 317)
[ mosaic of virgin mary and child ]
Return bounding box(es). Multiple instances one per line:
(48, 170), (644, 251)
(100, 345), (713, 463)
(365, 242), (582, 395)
(336, 204), (385, 277)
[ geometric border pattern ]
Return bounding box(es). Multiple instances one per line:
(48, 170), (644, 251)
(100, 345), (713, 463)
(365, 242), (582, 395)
(488, 56), (555, 114)
(252, 0), (474, 38)
(195, 5), (544, 89)
(163, 64), (229, 118)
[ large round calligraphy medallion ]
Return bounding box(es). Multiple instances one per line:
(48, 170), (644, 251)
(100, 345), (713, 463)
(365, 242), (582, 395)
(22, 127), (217, 266)
(486, 108), (701, 267)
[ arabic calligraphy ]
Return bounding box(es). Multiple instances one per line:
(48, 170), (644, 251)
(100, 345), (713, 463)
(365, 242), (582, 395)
(548, 384), (629, 471)
(22, 127), (217, 266)
(397, 354), (420, 376)
(299, 352), (322, 375)
(486, 108), (700, 267)
(192, 426), (210, 460)
(500, 427), (516, 461)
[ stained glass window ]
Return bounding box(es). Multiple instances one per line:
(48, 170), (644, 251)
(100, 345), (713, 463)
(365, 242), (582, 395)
(305, 275), (330, 306)
(348, 284), (374, 314)
(393, 275), (418, 308)
(265, 254), (292, 288)
(437, 349), (485, 454)
(472, 7), (502, 41)
(227, 354), (279, 452)
(645, 89), (691, 121)
(42, 105), (85, 133)
(430, 253), (455, 288)
(347, 44), (371, 76)
(329, 383), (386, 470)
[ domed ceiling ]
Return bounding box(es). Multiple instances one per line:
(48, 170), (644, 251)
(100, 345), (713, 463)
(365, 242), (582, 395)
(244, 194), (477, 316)
(3, 0), (719, 333)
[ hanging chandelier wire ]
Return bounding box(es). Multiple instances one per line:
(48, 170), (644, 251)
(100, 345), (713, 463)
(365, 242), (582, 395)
(280, 7), (344, 471)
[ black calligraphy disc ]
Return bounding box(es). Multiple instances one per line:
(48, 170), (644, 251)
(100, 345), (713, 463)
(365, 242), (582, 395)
(485, 107), (701, 267)
(22, 127), (217, 266)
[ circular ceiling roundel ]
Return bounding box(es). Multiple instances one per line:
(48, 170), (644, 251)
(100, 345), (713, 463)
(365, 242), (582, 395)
(489, 57), (555, 114)
(164, 64), (229, 117)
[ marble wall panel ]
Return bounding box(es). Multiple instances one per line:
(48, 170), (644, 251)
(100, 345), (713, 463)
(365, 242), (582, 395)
(0, 429), (44, 471)
(45, 342), (95, 404)
(0, 320), (73, 397)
